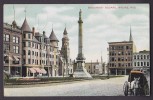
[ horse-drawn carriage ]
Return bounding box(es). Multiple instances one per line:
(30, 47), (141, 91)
(123, 70), (149, 96)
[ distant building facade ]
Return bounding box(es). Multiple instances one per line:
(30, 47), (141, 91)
(85, 61), (101, 75)
(3, 20), (22, 77)
(108, 29), (136, 75)
(133, 50), (150, 71)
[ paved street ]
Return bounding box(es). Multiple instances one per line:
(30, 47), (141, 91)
(4, 76), (130, 96)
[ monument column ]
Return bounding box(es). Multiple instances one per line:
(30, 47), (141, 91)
(73, 9), (92, 78)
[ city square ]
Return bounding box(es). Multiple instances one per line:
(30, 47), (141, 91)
(3, 4), (150, 96)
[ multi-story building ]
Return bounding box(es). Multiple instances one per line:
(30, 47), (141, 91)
(133, 50), (150, 71)
(3, 20), (22, 77)
(85, 61), (101, 75)
(108, 29), (136, 75)
(21, 17), (60, 77)
(3, 16), (74, 78)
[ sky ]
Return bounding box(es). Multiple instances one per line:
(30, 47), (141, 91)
(4, 4), (150, 63)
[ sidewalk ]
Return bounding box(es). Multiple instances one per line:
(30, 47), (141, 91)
(4, 79), (101, 88)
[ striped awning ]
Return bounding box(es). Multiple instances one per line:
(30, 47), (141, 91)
(34, 68), (42, 73)
(41, 69), (47, 74)
(13, 56), (19, 61)
(5, 56), (13, 60)
(29, 68), (36, 73)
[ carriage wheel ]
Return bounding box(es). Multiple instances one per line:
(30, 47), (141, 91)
(123, 81), (129, 96)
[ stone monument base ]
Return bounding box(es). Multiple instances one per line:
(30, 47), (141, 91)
(73, 62), (92, 79)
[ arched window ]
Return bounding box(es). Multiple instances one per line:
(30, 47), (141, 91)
(147, 55), (149, 59)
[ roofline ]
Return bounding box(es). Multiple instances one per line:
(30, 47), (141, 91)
(108, 41), (133, 44)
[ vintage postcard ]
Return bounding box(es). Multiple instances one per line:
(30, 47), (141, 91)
(3, 4), (150, 96)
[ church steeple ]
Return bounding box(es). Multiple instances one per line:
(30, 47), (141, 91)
(129, 26), (133, 41)
(63, 27), (68, 35)
(61, 27), (70, 63)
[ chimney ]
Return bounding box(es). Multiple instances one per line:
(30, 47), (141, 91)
(32, 27), (35, 36)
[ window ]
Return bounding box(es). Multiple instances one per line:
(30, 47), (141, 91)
(40, 53), (41, 57)
(28, 59), (31, 64)
(32, 51), (34, 55)
(137, 62), (140, 66)
(32, 59), (34, 64)
(13, 36), (19, 43)
(23, 42), (26, 47)
(144, 62), (146, 66)
(4, 34), (10, 41)
(141, 55), (143, 59)
(23, 34), (26, 38)
(147, 62), (149, 66)
(118, 58), (121, 61)
(147, 55), (149, 59)
(128, 63), (131, 66)
(28, 34), (31, 39)
(13, 46), (19, 53)
(23, 50), (26, 55)
(28, 50), (31, 55)
(134, 55), (136, 59)
(13, 46), (16, 53)
(141, 62), (143, 66)
(137, 55), (139, 59)
(28, 42), (31, 47)
(4, 44), (10, 51)
(13, 37), (16, 43)
(32, 43), (34, 47)
(144, 55), (146, 59)
(134, 62), (136, 66)
(16, 46), (19, 53)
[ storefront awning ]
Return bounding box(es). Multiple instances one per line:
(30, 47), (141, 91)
(41, 69), (47, 74)
(13, 56), (19, 61)
(29, 68), (36, 73)
(34, 68), (42, 73)
(5, 56), (13, 60)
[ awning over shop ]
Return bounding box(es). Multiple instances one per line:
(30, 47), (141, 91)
(34, 68), (42, 73)
(13, 56), (19, 61)
(41, 69), (47, 74)
(29, 68), (36, 73)
(5, 56), (13, 60)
